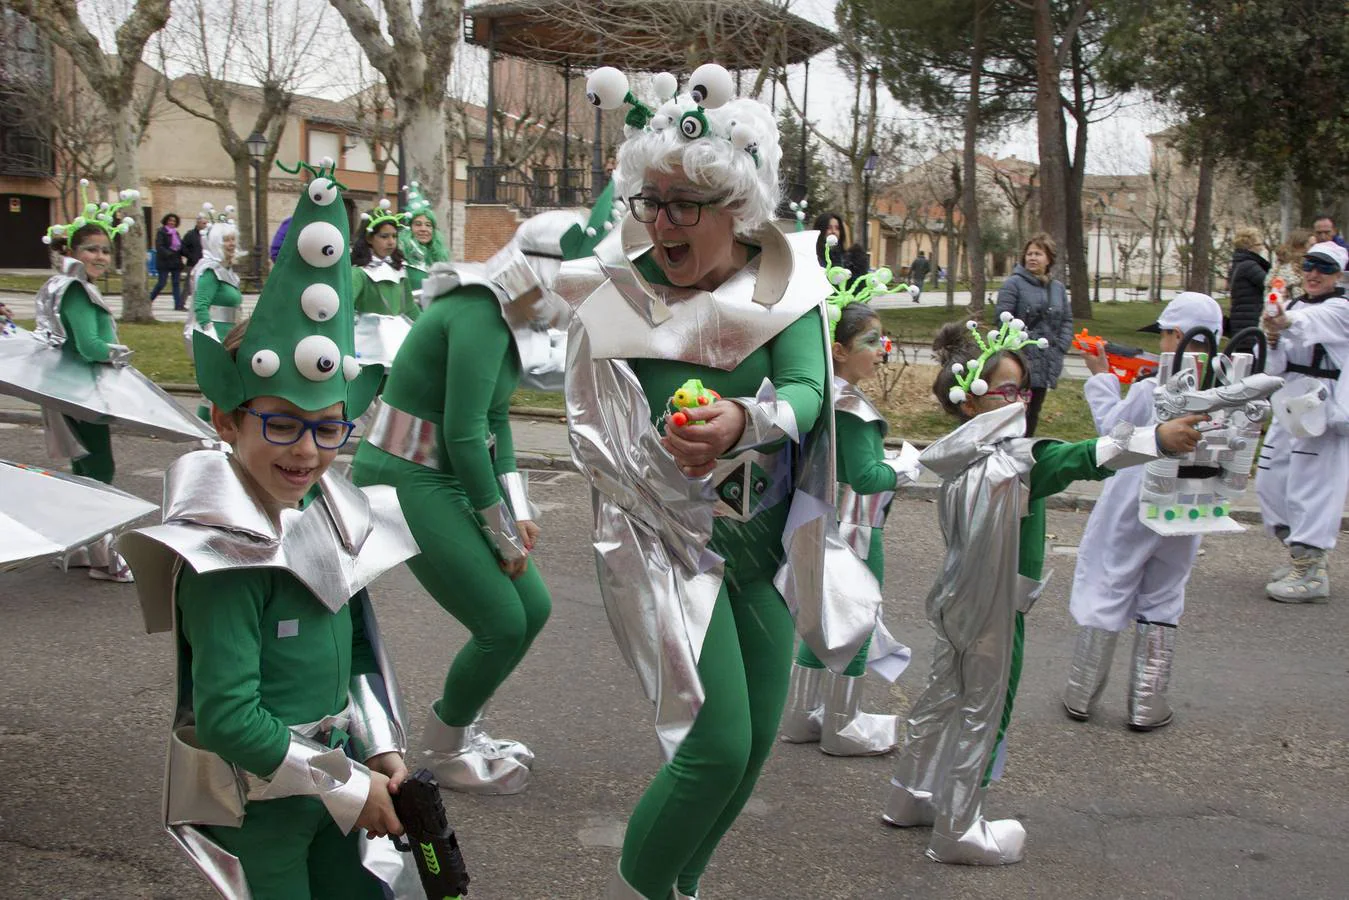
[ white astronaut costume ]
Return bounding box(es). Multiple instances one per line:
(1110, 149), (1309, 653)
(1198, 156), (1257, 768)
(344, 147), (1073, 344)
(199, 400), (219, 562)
(1063, 293), (1219, 729)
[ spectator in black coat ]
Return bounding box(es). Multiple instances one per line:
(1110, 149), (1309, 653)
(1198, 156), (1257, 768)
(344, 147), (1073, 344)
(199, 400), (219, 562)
(150, 213), (184, 310)
(1226, 226), (1270, 351)
(813, 211), (869, 286)
(180, 213), (209, 270)
(908, 251), (931, 299)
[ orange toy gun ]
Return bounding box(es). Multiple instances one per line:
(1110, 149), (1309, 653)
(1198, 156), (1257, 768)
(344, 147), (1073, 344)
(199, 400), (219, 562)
(1073, 328), (1160, 384)
(1266, 276), (1287, 317)
(667, 378), (720, 427)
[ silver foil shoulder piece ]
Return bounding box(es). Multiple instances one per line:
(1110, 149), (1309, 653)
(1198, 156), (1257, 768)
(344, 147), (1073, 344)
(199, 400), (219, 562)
(499, 471), (539, 521)
(246, 732), (372, 834)
(833, 377), (888, 433)
(918, 402), (1029, 480)
(347, 673), (407, 761)
(476, 498), (527, 561)
(727, 377), (800, 454)
(1095, 422), (1163, 469)
(33, 257), (111, 346)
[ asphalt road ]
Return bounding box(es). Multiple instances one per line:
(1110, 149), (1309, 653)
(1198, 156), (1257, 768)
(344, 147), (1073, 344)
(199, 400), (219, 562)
(1, 424), (1346, 899)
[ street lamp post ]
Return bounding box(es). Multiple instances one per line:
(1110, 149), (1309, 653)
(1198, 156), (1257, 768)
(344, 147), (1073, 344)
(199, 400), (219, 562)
(861, 150), (879, 265)
(246, 131), (268, 290)
(1092, 196), (1107, 303)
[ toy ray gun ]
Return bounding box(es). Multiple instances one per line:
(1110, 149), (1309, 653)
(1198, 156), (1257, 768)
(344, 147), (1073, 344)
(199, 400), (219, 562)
(667, 378), (720, 427)
(1073, 328), (1160, 383)
(392, 768), (470, 899)
(1266, 276), (1288, 317)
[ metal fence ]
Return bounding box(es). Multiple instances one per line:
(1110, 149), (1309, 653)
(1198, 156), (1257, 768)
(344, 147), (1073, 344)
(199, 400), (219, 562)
(466, 165), (599, 212)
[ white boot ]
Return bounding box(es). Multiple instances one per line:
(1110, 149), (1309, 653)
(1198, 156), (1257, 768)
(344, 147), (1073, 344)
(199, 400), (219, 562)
(1062, 627), (1119, 721)
(420, 704), (530, 795)
(1127, 620), (1176, 731)
(1266, 546), (1330, 603)
(819, 670), (898, 757)
(926, 816), (1026, 866)
(777, 663), (823, 743)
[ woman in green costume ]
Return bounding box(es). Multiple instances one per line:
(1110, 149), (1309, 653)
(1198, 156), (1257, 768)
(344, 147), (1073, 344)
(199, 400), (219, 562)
(191, 222), (242, 340)
(350, 200), (419, 320)
(396, 181), (449, 297)
(567, 64), (879, 900)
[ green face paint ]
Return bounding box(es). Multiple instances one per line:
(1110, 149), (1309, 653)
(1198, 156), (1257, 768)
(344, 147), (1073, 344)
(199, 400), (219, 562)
(853, 328), (882, 351)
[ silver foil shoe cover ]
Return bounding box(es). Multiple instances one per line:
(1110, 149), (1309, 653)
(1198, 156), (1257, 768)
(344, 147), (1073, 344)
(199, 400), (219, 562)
(778, 663), (824, 743)
(466, 714), (535, 769)
(926, 816), (1027, 865)
(1128, 620), (1176, 731)
(1063, 627), (1120, 721)
(604, 864), (647, 899)
(881, 780), (936, 827)
(819, 670), (898, 757)
(419, 706), (530, 795)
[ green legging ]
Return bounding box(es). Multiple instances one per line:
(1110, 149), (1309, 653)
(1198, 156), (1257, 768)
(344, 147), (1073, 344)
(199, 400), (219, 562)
(982, 611), (1025, 787)
(621, 576), (795, 899)
(794, 528), (884, 677)
(353, 451), (551, 726)
(204, 795), (383, 900)
(65, 418), (114, 484)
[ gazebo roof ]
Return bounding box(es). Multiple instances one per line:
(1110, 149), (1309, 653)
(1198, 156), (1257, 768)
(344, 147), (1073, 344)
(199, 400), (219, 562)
(463, 0), (837, 72)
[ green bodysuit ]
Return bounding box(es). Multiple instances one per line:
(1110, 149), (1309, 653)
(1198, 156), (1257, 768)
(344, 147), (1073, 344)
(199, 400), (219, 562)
(351, 287), (550, 727)
(180, 564), (384, 900)
(618, 251), (827, 900)
(193, 268), (243, 339)
(59, 281), (118, 483)
(351, 265), (419, 320)
(795, 405), (895, 676)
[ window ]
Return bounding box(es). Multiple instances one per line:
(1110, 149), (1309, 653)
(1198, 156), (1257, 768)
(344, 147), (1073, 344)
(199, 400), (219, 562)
(307, 130), (341, 165)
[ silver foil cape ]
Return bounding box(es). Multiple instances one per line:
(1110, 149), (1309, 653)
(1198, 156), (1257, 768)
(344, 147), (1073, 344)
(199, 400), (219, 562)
(116, 450), (423, 900)
(190, 257), (241, 292)
(0, 459), (157, 571)
(561, 222), (883, 759)
(0, 327), (218, 447)
(354, 312), (415, 368)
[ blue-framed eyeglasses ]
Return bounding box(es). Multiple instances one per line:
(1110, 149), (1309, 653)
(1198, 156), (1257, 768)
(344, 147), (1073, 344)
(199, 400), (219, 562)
(245, 407), (355, 450)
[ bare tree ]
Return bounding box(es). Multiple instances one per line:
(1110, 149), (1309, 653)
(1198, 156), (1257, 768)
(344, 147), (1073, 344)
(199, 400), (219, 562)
(328, 0), (461, 228)
(346, 53), (398, 198)
(14, 0), (171, 322)
(960, 0), (988, 313)
(989, 159), (1037, 255)
(160, 0), (326, 280)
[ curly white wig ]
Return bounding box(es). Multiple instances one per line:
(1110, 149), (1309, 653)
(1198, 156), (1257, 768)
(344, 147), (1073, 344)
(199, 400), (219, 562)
(615, 95), (782, 238)
(204, 222), (238, 262)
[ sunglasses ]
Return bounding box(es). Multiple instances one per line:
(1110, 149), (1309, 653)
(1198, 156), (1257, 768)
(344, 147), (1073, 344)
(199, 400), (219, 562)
(1302, 258), (1342, 275)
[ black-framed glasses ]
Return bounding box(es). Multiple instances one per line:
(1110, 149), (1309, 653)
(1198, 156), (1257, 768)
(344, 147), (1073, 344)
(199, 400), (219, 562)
(987, 385), (1033, 404)
(245, 407), (355, 450)
(628, 195), (726, 227)
(1301, 258), (1342, 275)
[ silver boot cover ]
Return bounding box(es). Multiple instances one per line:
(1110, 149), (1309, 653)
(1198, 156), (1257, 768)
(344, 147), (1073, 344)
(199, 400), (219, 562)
(819, 670), (898, 757)
(926, 816), (1027, 866)
(1062, 626), (1119, 721)
(1128, 620), (1176, 731)
(778, 663), (823, 743)
(420, 706), (530, 795)
(881, 780), (936, 827)
(605, 864), (647, 899)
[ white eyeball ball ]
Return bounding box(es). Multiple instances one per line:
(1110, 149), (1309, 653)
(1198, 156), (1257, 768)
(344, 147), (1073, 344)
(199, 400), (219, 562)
(730, 122), (756, 151)
(789, 201), (800, 212)
(827, 304), (841, 324)
(225, 205), (235, 214)
(688, 63), (734, 108)
(1011, 317), (1025, 331)
(308, 178), (339, 207)
(679, 110), (708, 139)
(342, 356), (360, 381)
(970, 378), (989, 395)
(585, 226), (597, 237)
(652, 71), (678, 100)
(602, 220), (614, 232)
(202, 202), (214, 211)
(948, 387), (966, 404)
(795, 210), (805, 221)
(826, 234), (839, 247)
(41, 235), (51, 245)
(829, 269), (850, 286)
(1037, 337), (1050, 348)
(874, 267), (892, 285)
(121, 217), (135, 230)
(79, 178), (89, 187)
(988, 329), (1000, 342)
(296, 222), (345, 268)
(966, 320), (978, 331)
(586, 66), (630, 109)
(378, 197), (392, 210)
(952, 362), (965, 374)
(294, 335), (341, 382)
(319, 156), (335, 168)
(651, 113), (671, 130)
(799, 200), (808, 209)
(125, 189), (140, 200)
(300, 283), (340, 322)
(999, 311), (1013, 323)
(251, 349), (280, 378)
(908, 284), (920, 299)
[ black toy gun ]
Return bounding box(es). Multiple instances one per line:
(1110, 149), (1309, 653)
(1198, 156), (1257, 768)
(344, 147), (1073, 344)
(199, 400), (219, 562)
(392, 768), (471, 899)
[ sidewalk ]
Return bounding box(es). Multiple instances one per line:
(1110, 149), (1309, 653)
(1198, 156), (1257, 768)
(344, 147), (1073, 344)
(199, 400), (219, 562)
(1, 390), (1321, 530)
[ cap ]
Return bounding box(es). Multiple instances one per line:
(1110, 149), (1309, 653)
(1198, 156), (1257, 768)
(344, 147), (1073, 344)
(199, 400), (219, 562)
(1137, 291), (1224, 339)
(1305, 241), (1348, 272)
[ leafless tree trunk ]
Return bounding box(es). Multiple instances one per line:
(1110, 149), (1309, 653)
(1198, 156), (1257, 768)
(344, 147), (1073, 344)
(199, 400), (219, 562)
(962, 1), (987, 313)
(330, 0), (462, 229)
(15, 0), (172, 323)
(943, 163), (960, 310)
(1187, 142), (1215, 293)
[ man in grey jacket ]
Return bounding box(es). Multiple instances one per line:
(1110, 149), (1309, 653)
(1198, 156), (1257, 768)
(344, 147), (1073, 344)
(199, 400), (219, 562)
(995, 233), (1073, 435)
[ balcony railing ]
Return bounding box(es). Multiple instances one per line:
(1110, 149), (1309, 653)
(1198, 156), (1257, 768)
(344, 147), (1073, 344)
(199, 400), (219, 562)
(466, 165), (601, 212)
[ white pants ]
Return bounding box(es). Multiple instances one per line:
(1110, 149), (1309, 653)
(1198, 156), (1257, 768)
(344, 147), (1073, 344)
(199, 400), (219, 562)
(1256, 420), (1349, 550)
(1071, 465), (1201, 631)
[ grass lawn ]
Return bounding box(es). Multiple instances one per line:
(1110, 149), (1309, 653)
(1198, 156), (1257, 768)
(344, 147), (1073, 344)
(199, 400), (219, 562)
(876, 297), (1177, 351)
(0, 273), (124, 294)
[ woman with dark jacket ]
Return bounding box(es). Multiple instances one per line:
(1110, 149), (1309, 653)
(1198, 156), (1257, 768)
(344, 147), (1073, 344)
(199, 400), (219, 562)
(995, 232), (1073, 435)
(150, 213), (184, 310)
(813, 211), (869, 286)
(1226, 226), (1270, 351)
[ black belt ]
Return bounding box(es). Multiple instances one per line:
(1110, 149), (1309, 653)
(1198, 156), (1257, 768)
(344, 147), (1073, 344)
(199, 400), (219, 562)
(1177, 465), (1222, 480)
(1285, 361), (1341, 379)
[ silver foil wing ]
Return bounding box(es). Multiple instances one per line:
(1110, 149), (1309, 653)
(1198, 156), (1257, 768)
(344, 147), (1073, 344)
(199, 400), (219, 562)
(566, 323), (726, 759)
(0, 329), (218, 443)
(353, 313), (414, 368)
(776, 303), (885, 675)
(0, 459), (157, 572)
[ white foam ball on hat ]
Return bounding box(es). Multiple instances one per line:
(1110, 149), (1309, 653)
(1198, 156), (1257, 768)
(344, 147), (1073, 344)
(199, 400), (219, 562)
(966, 320), (978, 330)
(342, 356), (360, 381)
(651, 113), (671, 130)
(1037, 337), (1049, 348)
(826, 234), (839, 247)
(379, 198), (392, 210)
(320, 156), (335, 167)
(1000, 311), (1012, 323)
(987, 329), (1000, 342)
(688, 63), (734, 108)
(949, 386), (966, 404)
(294, 335), (341, 382)
(971, 378), (988, 395)
(730, 122), (756, 151)
(952, 362), (965, 374)
(652, 71), (678, 100)
(122, 217), (135, 229)
(1011, 317), (1025, 331)
(795, 210), (805, 221)
(586, 66), (629, 109)
(251, 349), (280, 378)
(874, 267), (892, 285)
(830, 269), (850, 286)
(79, 178), (89, 186)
